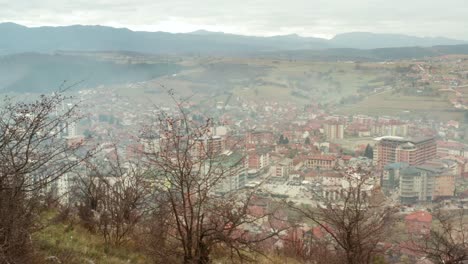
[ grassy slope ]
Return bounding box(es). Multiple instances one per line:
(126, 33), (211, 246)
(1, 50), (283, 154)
(113, 58), (393, 106)
(68, 54), (462, 121)
(33, 211), (300, 264)
(33, 213), (148, 264)
(337, 90), (463, 121)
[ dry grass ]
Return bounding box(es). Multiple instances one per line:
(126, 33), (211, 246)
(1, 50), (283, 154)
(337, 90), (463, 121)
(33, 211), (148, 264)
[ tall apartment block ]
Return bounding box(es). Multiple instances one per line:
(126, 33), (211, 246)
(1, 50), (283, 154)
(374, 136), (437, 170)
(323, 121), (345, 141)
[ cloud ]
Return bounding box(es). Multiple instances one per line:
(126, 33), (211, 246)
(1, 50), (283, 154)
(1, 0), (467, 39)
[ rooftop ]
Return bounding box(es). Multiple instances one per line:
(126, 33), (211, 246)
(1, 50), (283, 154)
(405, 211), (432, 223)
(307, 155), (337, 161)
(375, 136), (435, 144)
(384, 162), (409, 170)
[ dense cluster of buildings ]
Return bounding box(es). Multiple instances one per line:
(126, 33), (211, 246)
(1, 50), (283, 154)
(36, 58), (468, 264)
(61, 81), (468, 209)
(374, 136), (463, 204)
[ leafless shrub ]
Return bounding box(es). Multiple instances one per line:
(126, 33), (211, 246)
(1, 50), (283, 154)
(0, 92), (92, 263)
(412, 209), (468, 264)
(139, 91), (286, 264)
(289, 166), (396, 264)
(73, 144), (151, 246)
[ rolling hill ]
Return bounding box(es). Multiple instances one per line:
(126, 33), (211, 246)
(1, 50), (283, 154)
(259, 44), (468, 61)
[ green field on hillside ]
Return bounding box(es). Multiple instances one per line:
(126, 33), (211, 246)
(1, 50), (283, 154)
(336, 90), (463, 121)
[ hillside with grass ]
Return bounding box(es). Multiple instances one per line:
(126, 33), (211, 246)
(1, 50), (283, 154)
(33, 209), (300, 264)
(112, 57), (399, 107)
(34, 212), (148, 264)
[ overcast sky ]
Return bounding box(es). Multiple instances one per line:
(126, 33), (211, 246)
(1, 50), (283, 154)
(1, 0), (467, 40)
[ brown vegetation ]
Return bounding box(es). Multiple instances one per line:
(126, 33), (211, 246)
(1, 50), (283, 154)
(0, 93), (92, 263)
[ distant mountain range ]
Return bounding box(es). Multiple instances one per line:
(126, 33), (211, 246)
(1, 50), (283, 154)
(329, 32), (466, 50)
(0, 22), (466, 56)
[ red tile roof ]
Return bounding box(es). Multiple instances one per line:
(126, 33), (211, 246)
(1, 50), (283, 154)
(307, 155), (337, 161)
(405, 211), (433, 223)
(341, 155), (353, 160)
(247, 205), (266, 218)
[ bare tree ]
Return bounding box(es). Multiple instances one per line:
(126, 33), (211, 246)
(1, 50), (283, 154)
(280, 224), (341, 264)
(140, 92), (285, 264)
(289, 166), (395, 264)
(73, 161), (107, 233)
(412, 209), (468, 264)
(73, 145), (151, 246)
(0, 92), (91, 263)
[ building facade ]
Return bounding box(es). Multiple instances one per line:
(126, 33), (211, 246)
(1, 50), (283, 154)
(374, 136), (437, 170)
(323, 122), (345, 141)
(193, 136), (225, 158)
(305, 155), (337, 170)
(247, 149), (270, 171)
(246, 130), (275, 145)
(399, 166), (436, 204)
(274, 158), (293, 178)
(213, 152), (247, 195)
(382, 162), (409, 195)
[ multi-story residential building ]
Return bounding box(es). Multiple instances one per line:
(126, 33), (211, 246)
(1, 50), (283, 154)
(246, 130), (275, 145)
(440, 155), (467, 177)
(398, 163), (455, 204)
(321, 172), (344, 201)
(371, 121), (408, 137)
(346, 123), (371, 137)
(66, 121), (78, 137)
(433, 174), (456, 200)
(274, 158), (293, 178)
(352, 114), (374, 126)
(323, 121), (345, 141)
(374, 136), (437, 170)
(305, 155), (337, 170)
(382, 162), (409, 195)
(399, 166), (436, 204)
(193, 135), (225, 158)
(320, 171), (375, 202)
(48, 172), (73, 204)
(212, 152), (247, 195)
(247, 149), (270, 171)
(423, 159), (459, 176)
(436, 141), (468, 158)
(325, 115), (347, 123)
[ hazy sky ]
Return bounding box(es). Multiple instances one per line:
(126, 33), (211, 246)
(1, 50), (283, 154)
(1, 0), (468, 39)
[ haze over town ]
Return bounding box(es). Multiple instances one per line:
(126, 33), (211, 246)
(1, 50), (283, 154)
(1, 1), (468, 264)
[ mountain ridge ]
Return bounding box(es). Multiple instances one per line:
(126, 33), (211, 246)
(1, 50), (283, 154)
(331, 32), (466, 49)
(0, 22), (466, 55)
